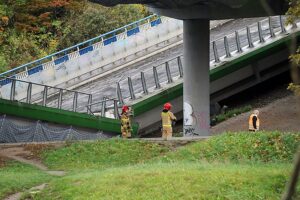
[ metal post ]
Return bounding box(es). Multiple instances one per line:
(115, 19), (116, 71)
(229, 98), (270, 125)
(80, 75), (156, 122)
(224, 36), (231, 58)
(235, 31), (243, 53)
(212, 41), (220, 62)
(279, 16), (286, 33)
(153, 66), (161, 89)
(42, 86), (48, 106)
(26, 83), (32, 104)
(87, 94), (92, 114)
(101, 97), (107, 117)
(141, 72), (148, 95)
(10, 79), (16, 101)
(269, 17), (275, 37)
(116, 82), (124, 105)
(246, 26), (254, 48)
(258, 21), (265, 43)
(183, 19), (210, 136)
(113, 100), (119, 119)
(57, 89), (63, 109)
(73, 92), (78, 112)
(165, 62), (173, 83)
(177, 56), (183, 77)
(128, 77), (136, 100)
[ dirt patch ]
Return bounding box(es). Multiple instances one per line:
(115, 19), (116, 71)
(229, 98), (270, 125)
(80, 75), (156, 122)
(211, 95), (300, 134)
(0, 154), (9, 168)
(4, 183), (47, 200)
(0, 144), (66, 176)
(22, 144), (58, 160)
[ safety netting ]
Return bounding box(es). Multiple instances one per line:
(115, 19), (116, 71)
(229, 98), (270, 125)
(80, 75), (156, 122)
(0, 115), (109, 143)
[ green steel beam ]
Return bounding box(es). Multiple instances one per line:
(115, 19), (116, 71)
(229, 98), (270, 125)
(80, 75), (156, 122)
(0, 99), (139, 135)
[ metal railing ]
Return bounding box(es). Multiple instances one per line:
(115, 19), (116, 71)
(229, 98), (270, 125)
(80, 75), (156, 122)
(3, 77), (120, 119)
(115, 15), (296, 104)
(0, 14), (162, 81)
(77, 97), (120, 119)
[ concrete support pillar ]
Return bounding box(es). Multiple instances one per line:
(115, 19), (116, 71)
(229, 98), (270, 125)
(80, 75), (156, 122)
(183, 19), (210, 136)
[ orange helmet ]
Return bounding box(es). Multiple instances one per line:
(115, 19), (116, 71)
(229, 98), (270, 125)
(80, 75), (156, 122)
(122, 105), (129, 112)
(163, 102), (172, 110)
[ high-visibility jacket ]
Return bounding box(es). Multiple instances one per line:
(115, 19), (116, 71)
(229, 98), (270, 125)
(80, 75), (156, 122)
(161, 111), (176, 127)
(249, 114), (260, 131)
(121, 113), (131, 131)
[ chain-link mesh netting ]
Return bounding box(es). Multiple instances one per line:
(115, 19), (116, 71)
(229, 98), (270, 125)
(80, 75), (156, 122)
(0, 115), (109, 143)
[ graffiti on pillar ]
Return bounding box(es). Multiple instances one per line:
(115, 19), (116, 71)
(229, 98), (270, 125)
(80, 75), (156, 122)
(184, 102), (194, 125)
(184, 102), (196, 135)
(184, 127), (195, 135)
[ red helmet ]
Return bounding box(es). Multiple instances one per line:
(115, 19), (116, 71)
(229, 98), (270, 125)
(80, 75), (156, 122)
(122, 105), (129, 112)
(164, 103), (172, 110)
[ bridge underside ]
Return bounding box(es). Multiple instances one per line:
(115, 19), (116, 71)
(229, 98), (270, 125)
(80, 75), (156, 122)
(89, 0), (289, 136)
(89, 0), (288, 19)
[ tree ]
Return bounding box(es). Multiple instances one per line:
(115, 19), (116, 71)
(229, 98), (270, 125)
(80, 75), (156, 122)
(287, 0), (300, 96)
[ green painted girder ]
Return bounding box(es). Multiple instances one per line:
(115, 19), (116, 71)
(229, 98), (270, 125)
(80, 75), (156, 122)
(0, 99), (139, 135)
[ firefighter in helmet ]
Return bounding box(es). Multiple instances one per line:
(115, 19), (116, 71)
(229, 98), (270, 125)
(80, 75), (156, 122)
(249, 110), (260, 132)
(120, 105), (132, 138)
(161, 102), (177, 140)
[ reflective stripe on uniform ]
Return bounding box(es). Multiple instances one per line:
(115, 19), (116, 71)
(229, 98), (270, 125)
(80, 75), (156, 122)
(249, 114), (260, 130)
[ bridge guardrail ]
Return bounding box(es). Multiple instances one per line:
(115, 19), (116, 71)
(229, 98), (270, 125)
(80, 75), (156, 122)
(0, 14), (162, 83)
(116, 16), (296, 104)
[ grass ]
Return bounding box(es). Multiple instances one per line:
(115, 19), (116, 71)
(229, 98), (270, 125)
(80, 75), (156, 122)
(158, 131), (300, 163)
(42, 139), (169, 171)
(6, 132), (300, 199)
(30, 162), (296, 200)
(0, 161), (53, 199)
(212, 105), (252, 125)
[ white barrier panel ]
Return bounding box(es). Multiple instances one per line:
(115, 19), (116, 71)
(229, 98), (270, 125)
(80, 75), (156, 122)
(0, 17), (183, 100)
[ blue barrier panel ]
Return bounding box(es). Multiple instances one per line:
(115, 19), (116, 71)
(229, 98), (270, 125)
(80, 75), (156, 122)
(103, 36), (117, 46)
(27, 65), (43, 76)
(54, 55), (69, 65)
(151, 18), (162, 27)
(0, 76), (15, 86)
(127, 27), (140, 37)
(79, 45), (94, 55)
(0, 15), (157, 78)
(79, 46), (93, 55)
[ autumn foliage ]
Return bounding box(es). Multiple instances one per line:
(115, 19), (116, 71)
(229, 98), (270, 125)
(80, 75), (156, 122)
(0, 0), (148, 72)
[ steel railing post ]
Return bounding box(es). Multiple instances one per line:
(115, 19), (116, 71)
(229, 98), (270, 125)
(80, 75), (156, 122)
(235, 31), (242, 53)
(269, 17), (275, 37)
(128, 77), (136, 100)
(72, 92), (78, 112)
(279, 16), (287, 33)
(212, 41), (220, 62)
(165, 62), (173, 83)
(10, 79), (16, 101)
(87, 94), (92, 114)
(101, 97), (107, 117)
(246, 26), (254, 48)
(114, 100), (119, 119)
(116, 82), (124, 106)
(177, 56), (183, 77)
(26, 82), (32, 104)
(224, 36), (231, 58)
(258, 21), (265, 43)
(153, 66), (161, 89)
(57, 89), (63, 109)
(141, 72), (148, 95)
(42, 86), (48, 106)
